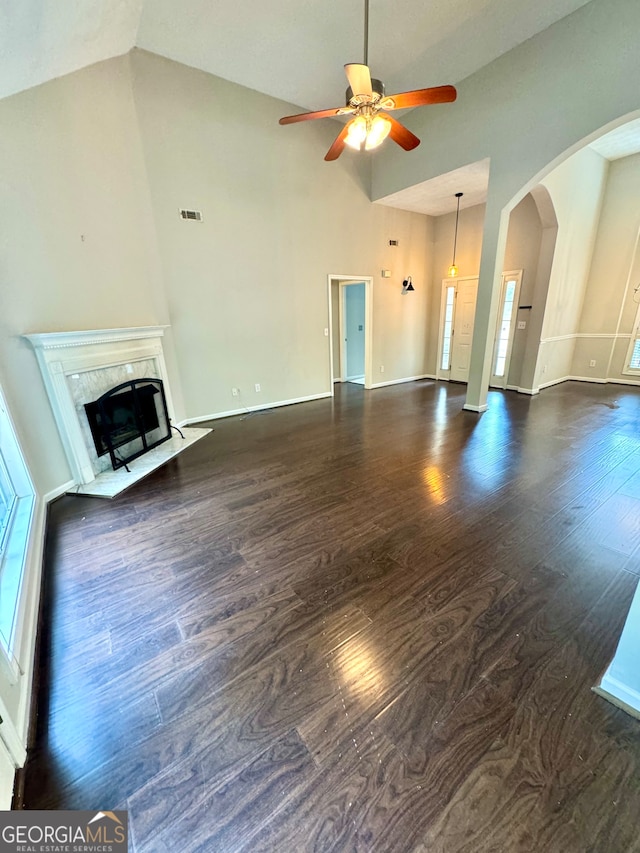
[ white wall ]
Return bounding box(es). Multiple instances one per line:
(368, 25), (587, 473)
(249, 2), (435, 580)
(501, 194), (543, 390)
(374, 0), (640, 215)
(372, 0), (640, 410)
(571, 152), (640, 383)
(129, 50), (435, 416)
(597, 581), (640, 717)
(0, 54), (174, 497)
(534, 147), (608, 387)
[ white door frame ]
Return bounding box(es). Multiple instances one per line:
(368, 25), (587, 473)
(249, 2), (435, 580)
(490, 270), (523, 389)
(436, 276), (478, 381)
(327, 274), (373, 392)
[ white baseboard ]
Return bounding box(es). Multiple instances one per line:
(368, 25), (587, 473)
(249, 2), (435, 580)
(368, 374), (436, 389)
(462, 403), (489, 413)
(537, 374), (639, 391)
(43, 480), (76, 503)
(568, 374), (608, 385)
(186, 392), (333, 425)
(593, 674), (640, 720)
(604, 377), (640, 387)
(506, 384), (539, 396)
(537, 374), (573, 390)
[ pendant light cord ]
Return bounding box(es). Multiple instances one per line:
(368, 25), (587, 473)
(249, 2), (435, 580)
(452, 193), (462, 266)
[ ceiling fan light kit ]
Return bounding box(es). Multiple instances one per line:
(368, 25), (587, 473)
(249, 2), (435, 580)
(279, 1), (456, 161)
(345, 113), (392, 151)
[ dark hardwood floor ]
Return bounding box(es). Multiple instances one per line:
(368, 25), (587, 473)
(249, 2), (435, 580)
(23, 379), (640, 852)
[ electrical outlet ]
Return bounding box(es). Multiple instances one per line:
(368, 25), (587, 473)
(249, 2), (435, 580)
(232, 387), (239, 397)
(255, 383), (261, 392)
(589, 359), (596, 367)
(517, 320), (527, 330)
(380, 365), (385, 373)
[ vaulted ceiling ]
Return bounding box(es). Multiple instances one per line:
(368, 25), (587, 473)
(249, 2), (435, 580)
(3, 0), (619, 216)
(2, 0), (594, 108)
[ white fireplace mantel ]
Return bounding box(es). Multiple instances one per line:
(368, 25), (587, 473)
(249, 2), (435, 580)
(24, 326), (175, 485)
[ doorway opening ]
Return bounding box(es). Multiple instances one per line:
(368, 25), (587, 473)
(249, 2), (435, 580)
(327, 274), (373, 391)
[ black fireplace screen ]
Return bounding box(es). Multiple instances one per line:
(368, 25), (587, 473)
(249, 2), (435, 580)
(84, 378), (171, 471)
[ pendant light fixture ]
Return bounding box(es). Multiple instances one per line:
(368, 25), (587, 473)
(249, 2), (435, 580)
(448, 192), (463, 277)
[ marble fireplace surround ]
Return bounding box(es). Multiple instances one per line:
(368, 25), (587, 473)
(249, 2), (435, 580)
(24, 326), (180, 486)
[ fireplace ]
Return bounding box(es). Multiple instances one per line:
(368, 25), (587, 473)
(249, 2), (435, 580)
(84, 378), (171, 471)
(24, 327), (211, 497)
(23, 326), (176, 484)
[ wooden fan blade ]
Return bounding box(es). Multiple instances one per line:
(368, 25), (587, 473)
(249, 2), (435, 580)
(279, 106), (354, 125)
(325, 124), (351, 161)
(381, 85), (457, 111)
(344, 63), (373, 98)
(381, 113), (420, 151)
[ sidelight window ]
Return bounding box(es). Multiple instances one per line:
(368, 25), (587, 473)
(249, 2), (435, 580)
(440, 285), (456, 372)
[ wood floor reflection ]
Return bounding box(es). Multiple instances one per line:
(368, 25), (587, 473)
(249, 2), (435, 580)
(23, 380), (640, 852)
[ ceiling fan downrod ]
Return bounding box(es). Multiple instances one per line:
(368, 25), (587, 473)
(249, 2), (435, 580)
(363, 0), (369, 66)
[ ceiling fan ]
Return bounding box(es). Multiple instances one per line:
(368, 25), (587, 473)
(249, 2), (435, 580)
(279, 0), (457, 161)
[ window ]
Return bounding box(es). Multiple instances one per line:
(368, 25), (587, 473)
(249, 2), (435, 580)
(0, 386), (35, 660)
(490, 271), (523, 389)
(623, 304), (640, 375)
(0, 458), (16, 556)
(494, 278), (517, 377)
(440, 285), (456, 372)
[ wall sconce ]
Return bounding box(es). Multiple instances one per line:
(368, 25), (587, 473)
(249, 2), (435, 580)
(448, 191), (463, 277)
(402, 276), (415, 294)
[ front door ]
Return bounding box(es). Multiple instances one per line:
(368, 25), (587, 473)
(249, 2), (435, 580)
(438, 277), (479, 383)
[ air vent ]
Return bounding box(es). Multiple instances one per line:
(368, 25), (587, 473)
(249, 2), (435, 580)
(180, 209), (203, 221)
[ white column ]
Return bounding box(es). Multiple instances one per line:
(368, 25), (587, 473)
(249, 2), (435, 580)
(595, 581), (640, 718)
